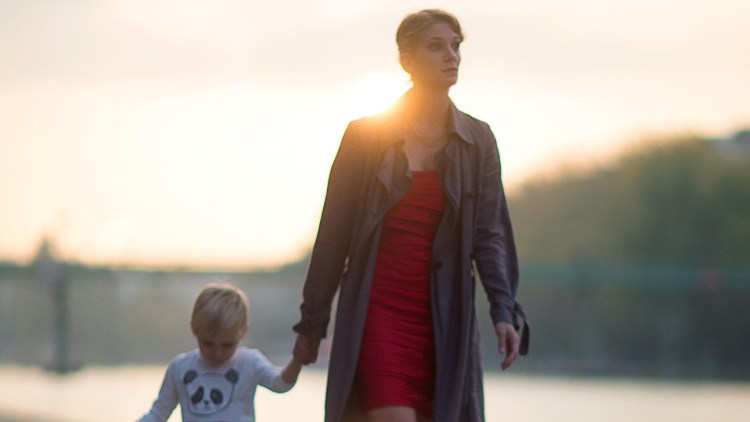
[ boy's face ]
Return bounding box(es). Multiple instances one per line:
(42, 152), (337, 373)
(193, 327), (246, 368)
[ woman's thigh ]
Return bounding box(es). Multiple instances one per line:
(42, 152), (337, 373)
(366, 406), (432, 422)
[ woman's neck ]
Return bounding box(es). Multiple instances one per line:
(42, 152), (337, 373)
(404, 85), (451, 126)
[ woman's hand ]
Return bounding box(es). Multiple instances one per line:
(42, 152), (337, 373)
(495, 322), (520, 370)
(293, 333), (321, 365)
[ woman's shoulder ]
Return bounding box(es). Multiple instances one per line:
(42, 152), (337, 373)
(451, 106), (496, 145)
(457, 109), (491, 129)
(347, 110), (397, 136)
(339, 109), (402, 153)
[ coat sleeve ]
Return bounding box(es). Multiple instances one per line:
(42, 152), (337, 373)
(472, 124), (521, 327)
(293, 120), (367, 339)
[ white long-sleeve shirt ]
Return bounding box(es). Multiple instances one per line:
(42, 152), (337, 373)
(139, 347), (293, 422)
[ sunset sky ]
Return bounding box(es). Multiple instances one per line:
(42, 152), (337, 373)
(1, 0), (748, 269)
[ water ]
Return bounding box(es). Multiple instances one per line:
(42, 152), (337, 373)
(0, 365), (748, 422)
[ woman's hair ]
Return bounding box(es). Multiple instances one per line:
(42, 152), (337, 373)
(396, 9), (463, 54)
(191, 283), (249, 337)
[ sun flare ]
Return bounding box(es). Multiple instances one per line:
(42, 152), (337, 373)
(347, 72), (409, 119)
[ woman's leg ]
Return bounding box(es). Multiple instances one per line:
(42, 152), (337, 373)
(416, 413), (432, 422)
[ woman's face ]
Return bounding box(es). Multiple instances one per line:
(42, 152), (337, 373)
(401, 21), (462, 89)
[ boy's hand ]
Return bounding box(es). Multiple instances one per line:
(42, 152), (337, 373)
(293, 333), (321, 365)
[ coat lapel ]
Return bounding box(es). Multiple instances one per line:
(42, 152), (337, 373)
(362, 98), (476, 243)
(359, 117), (410, 241)
(437, 141), (461, 212)
(438, 102), (476, 213)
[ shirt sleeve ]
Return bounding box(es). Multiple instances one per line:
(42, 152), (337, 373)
(138, 360), (179, 422)
(252, 350), (294, 393)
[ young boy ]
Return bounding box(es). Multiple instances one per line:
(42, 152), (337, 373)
(139, 283), (302, 422)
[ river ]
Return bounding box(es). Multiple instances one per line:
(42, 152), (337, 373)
(0, 366), (747, 421)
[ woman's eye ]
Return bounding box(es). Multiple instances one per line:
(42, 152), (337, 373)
(451, 42), (461, 52)
(429, 42), (441, 51)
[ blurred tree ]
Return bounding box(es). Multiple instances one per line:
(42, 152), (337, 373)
(510, 130), (750, 268)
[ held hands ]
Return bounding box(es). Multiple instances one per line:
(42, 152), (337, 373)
(495, 322), (520, 370)
(293, 333), (321, 365)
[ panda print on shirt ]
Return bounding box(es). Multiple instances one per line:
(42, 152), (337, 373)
(183, 368), (239, 416)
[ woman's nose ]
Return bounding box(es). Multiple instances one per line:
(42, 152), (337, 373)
(445, 48), (459, 63)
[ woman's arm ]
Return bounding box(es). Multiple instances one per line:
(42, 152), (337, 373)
(293, 121), (368, 350)
(472, 125), (519, 324)
(472, 124), (523, 368)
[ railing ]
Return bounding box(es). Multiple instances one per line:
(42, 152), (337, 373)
(1, 261), (748, 379)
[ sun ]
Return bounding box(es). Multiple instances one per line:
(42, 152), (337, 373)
(346, 72), (410, 119)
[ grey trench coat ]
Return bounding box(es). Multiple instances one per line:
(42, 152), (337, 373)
(294, 96), (528, 422)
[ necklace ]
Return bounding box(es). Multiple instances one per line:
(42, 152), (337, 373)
(407, 117), (446, 148)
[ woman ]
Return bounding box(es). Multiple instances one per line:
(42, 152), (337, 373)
(293, 9), (528, 422)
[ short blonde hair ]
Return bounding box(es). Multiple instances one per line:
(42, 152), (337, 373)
(190, 283), (249, 337)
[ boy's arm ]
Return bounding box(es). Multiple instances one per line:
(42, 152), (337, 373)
(281, 356), (303, 385)
(252, 350), (297, 393)
(138, 362), (179, 422)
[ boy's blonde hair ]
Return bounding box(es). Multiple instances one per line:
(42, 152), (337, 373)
(190, 283), (249, 337)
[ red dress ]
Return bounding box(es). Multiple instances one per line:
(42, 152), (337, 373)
(357, 171), (446, 416)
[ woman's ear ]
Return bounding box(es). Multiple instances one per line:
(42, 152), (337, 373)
(399, 52), (414, 75)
